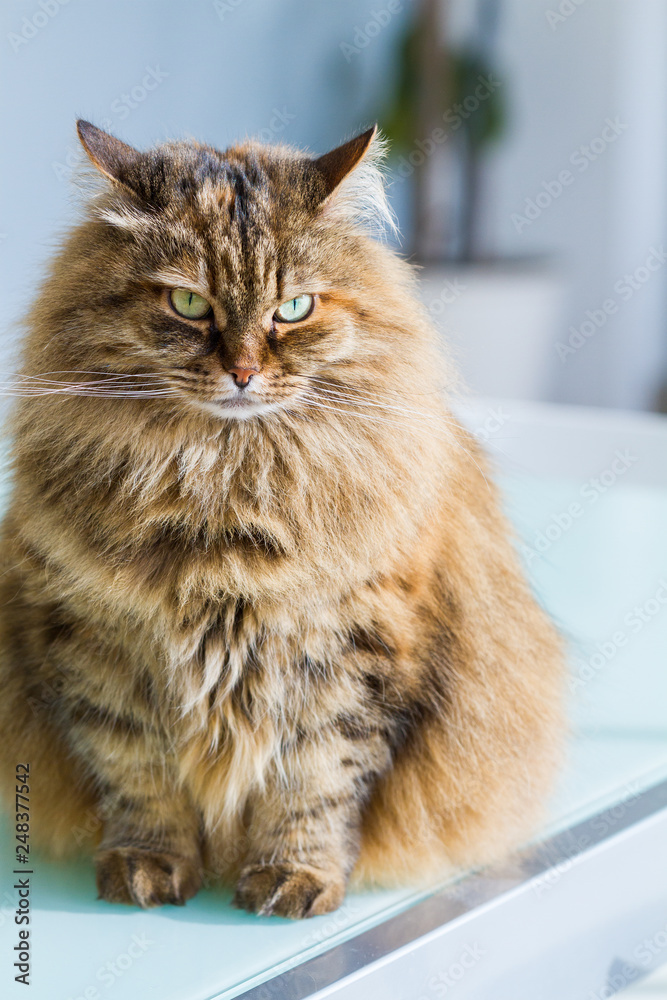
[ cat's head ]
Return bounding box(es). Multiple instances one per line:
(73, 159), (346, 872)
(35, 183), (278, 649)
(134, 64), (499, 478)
(40, 120), (424, 424)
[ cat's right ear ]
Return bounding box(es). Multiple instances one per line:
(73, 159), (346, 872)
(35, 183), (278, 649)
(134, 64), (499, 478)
(311, 126), (378, 202)
(76, 120), (143, 195)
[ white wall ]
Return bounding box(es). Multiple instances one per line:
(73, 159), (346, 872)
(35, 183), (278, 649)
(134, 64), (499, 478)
(0, 0), (408, 365)
(480, 0), (667, 409)
(2, 0), (666, 410)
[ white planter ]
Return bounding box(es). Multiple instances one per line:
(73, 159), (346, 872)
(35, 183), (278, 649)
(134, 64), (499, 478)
(417, 261), (565, 401)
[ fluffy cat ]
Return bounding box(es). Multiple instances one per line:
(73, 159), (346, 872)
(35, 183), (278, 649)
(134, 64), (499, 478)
(0, 120), (564, 918)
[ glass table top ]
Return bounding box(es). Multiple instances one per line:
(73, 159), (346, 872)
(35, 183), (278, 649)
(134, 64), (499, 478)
(0, 402), (666, 1000)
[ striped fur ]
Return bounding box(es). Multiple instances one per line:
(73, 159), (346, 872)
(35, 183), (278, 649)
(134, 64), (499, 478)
(0, 123), (564, 917)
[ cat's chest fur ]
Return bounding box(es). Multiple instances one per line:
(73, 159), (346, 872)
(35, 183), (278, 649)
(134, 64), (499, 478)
(118, 490), (372, 822)
(163, 589), (370, 830)
(23, 418), (409, 824)
(60, 419), (415, 679)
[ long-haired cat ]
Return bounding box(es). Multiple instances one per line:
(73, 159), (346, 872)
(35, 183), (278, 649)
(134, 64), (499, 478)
(0, 120), (564, 917)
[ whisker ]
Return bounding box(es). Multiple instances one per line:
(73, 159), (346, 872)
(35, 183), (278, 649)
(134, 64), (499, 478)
(0, 383), (178, 392)
(9, 369), (171, 380)
(0, 383), (177, 392)
(298, 379), (465, 430)
(294, 372), (457, 400)
(297, 391), (491, 492)
(5, 373), (170, 388)
(306, 387), (451, 423)
(298, 392), (447, 433)
(0, 388), (181, 398)
(0, 368), (179, 399)
(300, 375), (451, 410)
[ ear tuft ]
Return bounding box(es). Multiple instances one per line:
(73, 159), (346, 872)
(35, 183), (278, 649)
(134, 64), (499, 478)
(312, 125), (378, 200)
(311, 127), (397, 240)
(76, 120), (142, 191)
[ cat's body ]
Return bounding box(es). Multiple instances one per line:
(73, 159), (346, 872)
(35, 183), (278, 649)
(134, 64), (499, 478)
(0, 123), (563, 917)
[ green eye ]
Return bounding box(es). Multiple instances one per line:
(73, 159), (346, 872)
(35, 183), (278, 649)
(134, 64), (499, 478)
(274, 294), (314, 323)
(169, 288), (212, 320)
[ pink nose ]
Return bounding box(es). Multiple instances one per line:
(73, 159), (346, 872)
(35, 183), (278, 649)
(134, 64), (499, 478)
(228, 366), (259, 389)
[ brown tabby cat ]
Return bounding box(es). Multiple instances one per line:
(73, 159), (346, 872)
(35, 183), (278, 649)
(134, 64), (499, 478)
(0, 120), (563, 918)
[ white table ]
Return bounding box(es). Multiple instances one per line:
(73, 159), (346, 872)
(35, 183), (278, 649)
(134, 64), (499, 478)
(1, 399), (666, 1000)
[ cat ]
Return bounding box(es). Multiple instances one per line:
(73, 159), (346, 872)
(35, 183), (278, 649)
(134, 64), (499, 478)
(0, 120), (564, 918)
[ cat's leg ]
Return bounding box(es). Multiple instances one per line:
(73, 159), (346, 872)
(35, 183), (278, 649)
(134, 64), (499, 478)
(57, 661), (204, 908)
(0, 581), (203, 907)
(94, 773), (203, 908)
(234, 720), (391, 918)
(0, 558), (102, 857)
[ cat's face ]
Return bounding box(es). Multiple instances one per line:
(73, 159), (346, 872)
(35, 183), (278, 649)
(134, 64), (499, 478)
(70, 122), (396, 422)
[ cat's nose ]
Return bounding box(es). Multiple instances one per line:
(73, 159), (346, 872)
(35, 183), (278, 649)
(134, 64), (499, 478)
(228, 366), (259, 389)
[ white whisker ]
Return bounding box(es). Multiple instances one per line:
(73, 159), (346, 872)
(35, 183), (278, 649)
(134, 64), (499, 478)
(0, 369), (178, 400)
(296, 378), (464, 431)
(297, 391), (491, 492)
(4, 370), (170, 384)
(0, 388), (180, 399)
(305, 387), (450, 423)
(298, 373), (456, 400)
(298, 392), (444, 433)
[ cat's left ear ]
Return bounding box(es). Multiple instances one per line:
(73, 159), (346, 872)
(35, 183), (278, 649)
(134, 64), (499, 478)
(76, 120), (143, 195)
(311, 125), (378, 202)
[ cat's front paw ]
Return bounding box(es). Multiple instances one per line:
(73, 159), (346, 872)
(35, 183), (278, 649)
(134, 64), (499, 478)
(233, 861), (346, 919)
(96, 846), (202, 908)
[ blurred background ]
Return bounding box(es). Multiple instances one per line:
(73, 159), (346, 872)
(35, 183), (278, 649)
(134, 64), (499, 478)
(1, 0), (667, 413)
(2, 6), (667, 997)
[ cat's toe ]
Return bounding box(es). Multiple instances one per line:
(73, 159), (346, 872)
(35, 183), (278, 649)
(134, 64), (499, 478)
(95, 846), (202, 908)
(233, 862), (345, 919)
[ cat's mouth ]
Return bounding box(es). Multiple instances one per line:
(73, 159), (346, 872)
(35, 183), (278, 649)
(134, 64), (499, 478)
(176, 375), (301, 421)
(195, 394), (288, 421)
(215, 396), (255, 408)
